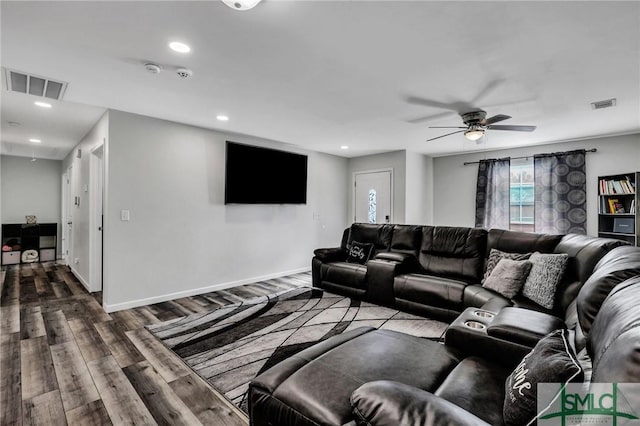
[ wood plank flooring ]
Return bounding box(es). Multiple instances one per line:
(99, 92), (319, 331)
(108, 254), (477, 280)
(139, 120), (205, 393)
(0, 262), (307, 425)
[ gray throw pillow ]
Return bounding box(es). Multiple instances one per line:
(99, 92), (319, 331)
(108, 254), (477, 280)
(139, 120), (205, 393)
(522, 252), (569, 309)
(483, 258), (533, 299)
(483, 249), (532, 283)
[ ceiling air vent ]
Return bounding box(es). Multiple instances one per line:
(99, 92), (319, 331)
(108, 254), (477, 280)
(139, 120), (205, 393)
(591, 98), (617, 110)
(3, 67), (68, 100)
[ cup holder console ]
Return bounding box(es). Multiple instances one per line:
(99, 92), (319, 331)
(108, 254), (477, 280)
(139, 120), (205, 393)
(464, 320), (486, 330)
(472, 310), (495, 319)
(448, 307), (497, 338)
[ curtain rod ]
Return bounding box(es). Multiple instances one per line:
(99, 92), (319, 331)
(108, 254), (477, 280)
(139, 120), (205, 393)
(463, 148), (597, 166)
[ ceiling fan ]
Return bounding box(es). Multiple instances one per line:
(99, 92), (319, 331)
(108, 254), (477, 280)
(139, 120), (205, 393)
(426, 110), (536, 142)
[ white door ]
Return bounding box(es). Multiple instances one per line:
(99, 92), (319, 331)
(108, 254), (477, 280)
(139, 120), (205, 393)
(90, 145), (104, 292)
(354, 170), (392, 223)
(63, 166), (73, 265)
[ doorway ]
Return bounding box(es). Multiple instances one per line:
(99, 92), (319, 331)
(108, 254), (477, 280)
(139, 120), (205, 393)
(90, 145), (104, 292)
(62, 166), (73, 265)
(354, 170), (393, 224)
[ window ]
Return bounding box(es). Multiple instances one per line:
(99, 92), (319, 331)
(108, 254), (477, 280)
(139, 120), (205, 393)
(510, 159), (534, 232)
(368, 189), (377, 224)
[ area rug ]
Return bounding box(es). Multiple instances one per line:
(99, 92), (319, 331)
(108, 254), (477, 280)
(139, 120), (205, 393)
(146, 286), (448, 414)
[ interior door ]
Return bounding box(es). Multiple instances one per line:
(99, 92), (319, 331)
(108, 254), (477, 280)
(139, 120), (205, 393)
(63, 166), (73, 265)
(90, 145), (104, 291)
(354, 170), (392, 224)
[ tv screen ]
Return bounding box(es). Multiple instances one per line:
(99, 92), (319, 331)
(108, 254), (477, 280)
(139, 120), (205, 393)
(225, 141), (308, 204)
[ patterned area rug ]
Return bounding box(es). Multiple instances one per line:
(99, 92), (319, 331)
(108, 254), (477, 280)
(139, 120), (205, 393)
(147, 284), (448, 414)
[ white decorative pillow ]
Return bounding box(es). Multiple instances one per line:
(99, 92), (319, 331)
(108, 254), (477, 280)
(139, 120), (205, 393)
(522, 252), (569, 309)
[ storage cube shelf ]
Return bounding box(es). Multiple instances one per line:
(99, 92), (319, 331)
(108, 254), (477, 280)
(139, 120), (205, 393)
(597, 172), (639, 246)
(1, 223), (58, 265)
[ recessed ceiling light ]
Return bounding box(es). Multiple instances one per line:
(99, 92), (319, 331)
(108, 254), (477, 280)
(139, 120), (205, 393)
(221, 0), (263, 11)
(216, 115), (229, 121)
(340, 145), (349, 150)
(29, 138), (41, 143)
(169, 41), (191, 53)
(34, 101), (52, 108)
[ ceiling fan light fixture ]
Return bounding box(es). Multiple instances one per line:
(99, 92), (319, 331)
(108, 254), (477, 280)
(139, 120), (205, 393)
(464, 128), (485, 141)
(221, 0), (262, 11)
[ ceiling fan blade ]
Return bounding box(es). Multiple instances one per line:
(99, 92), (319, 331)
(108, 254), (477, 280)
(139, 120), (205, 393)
(426, 130), (466, 142)
(470, 78), (506, 105)
(406, 111), (457, 124)
(482, 114), (511, 125)
(428, 126), (467, 129)
(488, 124), (536, 132)
(405, 96), (459, 110)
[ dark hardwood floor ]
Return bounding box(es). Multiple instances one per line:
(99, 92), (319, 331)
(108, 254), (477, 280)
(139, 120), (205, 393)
(0, 262), (305, 425)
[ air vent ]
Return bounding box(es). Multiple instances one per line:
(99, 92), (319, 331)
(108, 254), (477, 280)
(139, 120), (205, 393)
(176, 68), (193, 79)
(591, 98), (617, 110)
(3, 68), (67, 100)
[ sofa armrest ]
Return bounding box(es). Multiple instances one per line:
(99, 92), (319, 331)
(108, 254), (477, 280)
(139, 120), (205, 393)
(486, 307), (564, 347)
(366, 259), (408, 307)
(445, 308), (531, 368)
(313, 247), (346, 262)
(350, 380), (490, 426)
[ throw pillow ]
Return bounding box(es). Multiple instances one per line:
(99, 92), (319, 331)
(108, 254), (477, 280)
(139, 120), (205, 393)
(503, 329), (583, 426)
(522, 252), (569, 309)
(346, 241), (374, 265)
(483, 249), (532, 283)
(483, 258), (533, 299)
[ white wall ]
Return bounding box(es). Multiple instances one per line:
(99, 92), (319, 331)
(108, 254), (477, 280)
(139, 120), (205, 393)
(433, 133), (640, 235)
(103, 110), (348, 311)
(348, 151), (406, 223)
(62, 112), (109, 289)
(405, 151), (434, 225)
(1, 155), (62, 256)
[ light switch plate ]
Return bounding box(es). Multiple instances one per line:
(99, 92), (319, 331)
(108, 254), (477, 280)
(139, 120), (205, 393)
(121, 210), (130, 221)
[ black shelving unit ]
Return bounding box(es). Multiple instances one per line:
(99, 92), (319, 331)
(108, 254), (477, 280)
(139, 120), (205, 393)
(597, 172), (639, 246)
(1, 223), (58, 265)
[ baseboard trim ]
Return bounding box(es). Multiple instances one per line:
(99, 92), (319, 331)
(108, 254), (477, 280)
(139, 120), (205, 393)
(69, 266), (91, 293)
(103, 267), (311, 313)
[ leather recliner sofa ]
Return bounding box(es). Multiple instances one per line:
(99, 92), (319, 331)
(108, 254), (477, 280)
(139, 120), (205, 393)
(248, 244), (640, 426)
(312, 223), (624, 320)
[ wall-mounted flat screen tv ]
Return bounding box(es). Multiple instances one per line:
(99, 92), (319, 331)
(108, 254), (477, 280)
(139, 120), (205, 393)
(225, 141), (308, 204)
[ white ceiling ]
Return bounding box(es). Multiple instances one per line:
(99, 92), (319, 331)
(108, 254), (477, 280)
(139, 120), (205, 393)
(1, 1), (639, 160)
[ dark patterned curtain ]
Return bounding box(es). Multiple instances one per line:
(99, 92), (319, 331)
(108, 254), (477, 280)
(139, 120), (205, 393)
(534, 150), (586, 234)
(475, 158), (511, 230)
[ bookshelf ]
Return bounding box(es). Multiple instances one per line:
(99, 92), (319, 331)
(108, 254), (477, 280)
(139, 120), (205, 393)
(598, 172), (639, 246)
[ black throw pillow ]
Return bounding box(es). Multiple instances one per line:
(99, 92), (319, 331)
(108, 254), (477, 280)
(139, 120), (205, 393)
(503, 329), (583, 426)
(346, 241), (374, 265)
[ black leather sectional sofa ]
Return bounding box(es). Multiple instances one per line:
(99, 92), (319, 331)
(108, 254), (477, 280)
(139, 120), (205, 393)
(249, 223), (640, 426)
(312, 223), (618, 320)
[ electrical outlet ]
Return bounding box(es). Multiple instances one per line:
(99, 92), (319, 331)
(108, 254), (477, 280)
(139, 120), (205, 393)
(74, 257), (79, 264)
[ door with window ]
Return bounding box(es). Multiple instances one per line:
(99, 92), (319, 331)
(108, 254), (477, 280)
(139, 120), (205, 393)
(354, 170), (392, 224)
